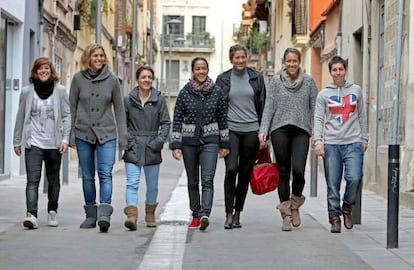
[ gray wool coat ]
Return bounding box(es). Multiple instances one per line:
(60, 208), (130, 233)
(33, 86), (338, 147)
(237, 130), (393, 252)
(69, 65), (127, 149)
(122, 87), (171, 166)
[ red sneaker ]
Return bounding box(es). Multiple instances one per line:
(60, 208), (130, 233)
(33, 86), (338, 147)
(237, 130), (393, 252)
(188, 218), (200, 229)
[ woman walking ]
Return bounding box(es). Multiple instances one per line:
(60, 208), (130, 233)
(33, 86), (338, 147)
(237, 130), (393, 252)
(122, 66), (171, 230)
(259, 48), (318, 231)
(313, 56), (368, 233)
(171, 57), (230, 231)
(216, 44), (266, 229)
(14, 57), (71, 229)
(69, 43), (127, 232)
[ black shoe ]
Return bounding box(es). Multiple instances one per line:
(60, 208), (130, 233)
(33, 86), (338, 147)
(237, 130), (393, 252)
(232, 211), (242, 228)
(224, 213), (233, 230)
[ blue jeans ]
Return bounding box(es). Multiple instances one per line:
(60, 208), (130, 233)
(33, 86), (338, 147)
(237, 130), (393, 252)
(182, 143), (219, 218)
(75, 138), (116, 205)
(125, 163), (160, 206)
(323, 142), (364, 216)
(25, 146), (62, 217)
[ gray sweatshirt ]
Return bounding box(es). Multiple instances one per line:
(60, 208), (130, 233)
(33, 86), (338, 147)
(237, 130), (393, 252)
(313, 81), (369, 145)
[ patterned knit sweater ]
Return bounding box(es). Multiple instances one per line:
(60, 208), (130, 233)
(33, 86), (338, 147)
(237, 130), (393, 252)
(170, 83), (230, 149)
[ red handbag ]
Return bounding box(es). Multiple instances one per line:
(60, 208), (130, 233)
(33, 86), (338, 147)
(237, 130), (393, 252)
(250, 148), (279, 195)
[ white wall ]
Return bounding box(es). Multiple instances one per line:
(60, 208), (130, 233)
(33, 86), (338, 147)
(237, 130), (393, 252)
(209, 0), (246, 79)
(0, 0), (26, 175)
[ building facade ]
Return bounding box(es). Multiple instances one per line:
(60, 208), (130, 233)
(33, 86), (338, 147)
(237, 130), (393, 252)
(154, 0), (245, 114)
(255, 0), (414, 208)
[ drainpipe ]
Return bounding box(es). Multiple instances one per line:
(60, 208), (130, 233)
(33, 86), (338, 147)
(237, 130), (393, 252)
(387, 0), (404, 249)
(96, 0), (102, 44)
(51, 1), (60, 64)
(39, 0), (44, 56)
(131, 0), (138, 89)
(149, 0), (154, 66)
(336, 0), (343, 56)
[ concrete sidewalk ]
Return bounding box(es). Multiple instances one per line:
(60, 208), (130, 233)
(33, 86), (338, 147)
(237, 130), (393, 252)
(1, 149), (414, 270)
(177, 158), (414, 269)
(0, 150), (184, 270)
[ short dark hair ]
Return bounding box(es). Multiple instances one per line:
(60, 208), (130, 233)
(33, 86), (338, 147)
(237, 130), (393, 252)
(136, 65), (154, 80)
(328, 56), (347, 72)
(191, 57), (209, 71)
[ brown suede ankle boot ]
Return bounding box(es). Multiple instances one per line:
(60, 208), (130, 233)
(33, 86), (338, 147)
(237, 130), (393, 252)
(145, 203), (158, 227)
(329, 214), (341, 233)
(291, 195), (305, 227)
(124, 205), (138, 231)
(277, 200), (292, 231)
(342, 204), (353, 229)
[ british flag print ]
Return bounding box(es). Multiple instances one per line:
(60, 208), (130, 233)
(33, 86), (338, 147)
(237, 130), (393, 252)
(327, 94), (357, 123)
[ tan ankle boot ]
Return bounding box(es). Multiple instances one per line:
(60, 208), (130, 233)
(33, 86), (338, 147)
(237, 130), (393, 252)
(291, 195), (305, 227)
(124, 205), (138, 231)
(145, 203), (158, 227)
(277, 200), (292, 231)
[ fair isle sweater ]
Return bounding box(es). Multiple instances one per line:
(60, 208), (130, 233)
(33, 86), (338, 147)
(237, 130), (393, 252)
(170, 83), (230, 149)
(259, 68), (318, 136)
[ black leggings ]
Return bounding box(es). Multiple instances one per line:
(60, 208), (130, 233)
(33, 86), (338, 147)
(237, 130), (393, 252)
(224, 130), (259, 213)
(271, 125), (310, 202)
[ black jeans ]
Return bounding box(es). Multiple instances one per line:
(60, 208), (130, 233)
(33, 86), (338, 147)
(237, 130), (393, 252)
(25, 146), (62, 217)
(224, 130), (259, 213)
(182, 144), (219, 218)
(270, 125), (310, 202)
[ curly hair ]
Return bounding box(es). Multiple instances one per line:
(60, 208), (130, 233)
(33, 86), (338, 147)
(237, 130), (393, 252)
(28, 57), (59, 83)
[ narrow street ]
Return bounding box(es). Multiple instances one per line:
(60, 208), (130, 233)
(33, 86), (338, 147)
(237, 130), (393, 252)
(1, 149), (414, 269)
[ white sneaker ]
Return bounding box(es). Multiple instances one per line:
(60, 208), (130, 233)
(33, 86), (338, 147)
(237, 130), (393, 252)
(23, 213), (38, 229)
(48, 211), (59, 227)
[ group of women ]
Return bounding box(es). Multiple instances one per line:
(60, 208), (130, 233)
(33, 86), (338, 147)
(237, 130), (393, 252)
(14, 42), (367, 234)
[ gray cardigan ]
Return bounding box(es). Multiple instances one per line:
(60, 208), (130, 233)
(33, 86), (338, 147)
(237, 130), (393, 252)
(13, 83), (71, 149)
(69, 65), (127, 149)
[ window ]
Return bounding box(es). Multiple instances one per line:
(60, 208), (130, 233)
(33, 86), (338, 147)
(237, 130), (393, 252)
(163, 16), (184, 47)
(192, 16), (206, 34)
(163, 16), (184, 37)
(54, 55), (63, 80)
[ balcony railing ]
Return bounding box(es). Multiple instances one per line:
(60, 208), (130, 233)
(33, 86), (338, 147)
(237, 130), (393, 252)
(161, 34), (215, 50)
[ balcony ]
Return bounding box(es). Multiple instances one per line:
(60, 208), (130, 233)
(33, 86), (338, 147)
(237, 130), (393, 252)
(161, 33), (215, 53)
(251, 0), (270, 21)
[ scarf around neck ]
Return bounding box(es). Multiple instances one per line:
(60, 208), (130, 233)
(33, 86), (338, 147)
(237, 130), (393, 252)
(280, 67), (305, 92)
(33, 79), (55, 99)
(188, 76), (215, 96)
